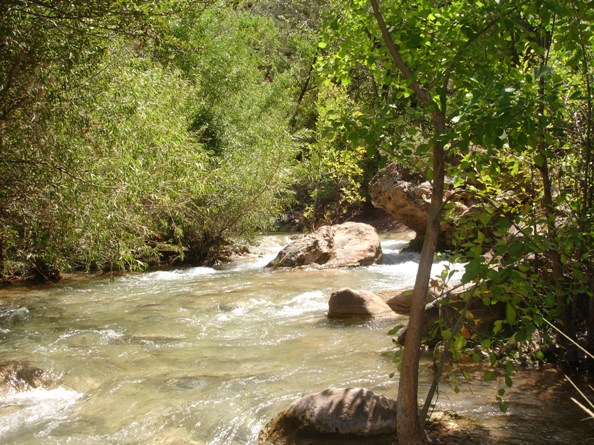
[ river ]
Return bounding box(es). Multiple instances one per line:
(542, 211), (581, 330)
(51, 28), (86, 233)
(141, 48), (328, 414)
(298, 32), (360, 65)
(0, 233), (591, 444)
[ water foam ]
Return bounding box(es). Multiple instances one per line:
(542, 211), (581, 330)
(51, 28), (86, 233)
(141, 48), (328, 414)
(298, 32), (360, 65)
(0, 387), (81, 439)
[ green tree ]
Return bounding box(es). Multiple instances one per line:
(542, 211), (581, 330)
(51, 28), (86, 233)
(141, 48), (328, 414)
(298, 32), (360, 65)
(165, 5), (301, 254)
(320, 0), (594, 443)
(1, 0), (305, 279)
(1, 40), (208, 278)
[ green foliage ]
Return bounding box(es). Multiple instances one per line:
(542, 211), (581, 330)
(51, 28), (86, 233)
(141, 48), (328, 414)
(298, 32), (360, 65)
(299, 84), (368, 227)
(0, 1), (305, 278)
(165, 5), (300, 247)
(1, 42), (208, 276)
(314, 0), (594, 424)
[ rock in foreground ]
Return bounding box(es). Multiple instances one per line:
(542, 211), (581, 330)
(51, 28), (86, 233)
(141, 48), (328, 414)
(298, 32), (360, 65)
(266, 222), (382, 268)
(258, 387), (396, 445)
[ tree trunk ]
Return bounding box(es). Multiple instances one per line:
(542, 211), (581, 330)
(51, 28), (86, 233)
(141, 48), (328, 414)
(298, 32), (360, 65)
(396, 135), (445, 445)
(368, 2), (447, 443)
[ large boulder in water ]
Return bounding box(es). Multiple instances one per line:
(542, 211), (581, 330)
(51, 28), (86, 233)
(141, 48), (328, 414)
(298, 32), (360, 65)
(328, 288), (395, 319)
(258, 387), (396, 445)
(266, 222), (382, 268)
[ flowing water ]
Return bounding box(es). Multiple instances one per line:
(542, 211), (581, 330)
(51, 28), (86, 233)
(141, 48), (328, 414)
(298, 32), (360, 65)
(0, 233), (591, 444)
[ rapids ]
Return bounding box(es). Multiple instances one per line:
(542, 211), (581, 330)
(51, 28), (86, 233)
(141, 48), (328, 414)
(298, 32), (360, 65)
(0, 233), (591, 444)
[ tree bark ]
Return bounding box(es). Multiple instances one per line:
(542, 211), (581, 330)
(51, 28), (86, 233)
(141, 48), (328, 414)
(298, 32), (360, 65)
(368, 1), (447, 443)
(396, 136), (445, 444)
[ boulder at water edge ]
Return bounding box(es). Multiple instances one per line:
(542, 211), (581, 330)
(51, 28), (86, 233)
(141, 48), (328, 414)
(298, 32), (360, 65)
(258, 387), (397, 445)
(328, 288), (396, 319)
(266, 222), (382, 268)
(369, 162), (469, 245)
(380, 289), (438, 315)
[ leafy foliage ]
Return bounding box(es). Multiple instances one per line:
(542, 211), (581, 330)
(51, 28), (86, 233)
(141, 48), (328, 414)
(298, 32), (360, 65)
(0, 1), (306, 279)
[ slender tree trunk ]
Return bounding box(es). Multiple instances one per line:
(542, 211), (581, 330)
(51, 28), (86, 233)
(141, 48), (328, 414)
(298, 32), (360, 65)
(290, 55), (317, 127)
(0, 234), (3, 279)
(536, 72), (567, 330)
(368, 2), (447, 443)
(397, 137), (445, 444)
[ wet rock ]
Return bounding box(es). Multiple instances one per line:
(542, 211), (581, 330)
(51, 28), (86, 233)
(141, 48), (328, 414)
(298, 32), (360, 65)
(381, 289), (438, 315)
(0, 306), (30, 325)
(258, 387), (397, 445)
(0, 361), (53, 395)
(328, 288), (395, 319)
(266, 222), (382, 268)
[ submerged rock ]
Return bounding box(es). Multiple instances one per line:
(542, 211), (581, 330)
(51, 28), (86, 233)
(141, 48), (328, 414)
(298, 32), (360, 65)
(0, 361), (53, 395)
(328, 288), (396, 319)
(266, 222), (382, 268)
(258, 387), (397, 445)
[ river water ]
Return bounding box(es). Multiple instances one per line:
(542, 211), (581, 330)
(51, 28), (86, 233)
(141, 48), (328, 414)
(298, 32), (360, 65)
(0, 233), (591, 444)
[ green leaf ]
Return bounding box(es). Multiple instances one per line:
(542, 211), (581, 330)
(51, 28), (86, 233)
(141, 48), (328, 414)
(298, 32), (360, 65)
(535, 65), (552, 79)
(506, 303), (517, 325)
(483, 371), (495, 382)
(387, 324), (404, 336)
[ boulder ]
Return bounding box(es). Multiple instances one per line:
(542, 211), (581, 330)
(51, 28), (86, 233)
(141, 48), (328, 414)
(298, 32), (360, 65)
(369, 163), (467, 245)
(258, 387), (397, 445)
(0, 361), (53, 395)
(369, 163), (432, 236)
(266, 222), (382, 268)
(380, 289), (438, 315)
(328, 288), (395, 319)
(326, 222), (383, 267)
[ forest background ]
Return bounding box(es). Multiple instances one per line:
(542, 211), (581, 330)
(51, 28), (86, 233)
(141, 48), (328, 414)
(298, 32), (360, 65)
(1, 0), (593, 442)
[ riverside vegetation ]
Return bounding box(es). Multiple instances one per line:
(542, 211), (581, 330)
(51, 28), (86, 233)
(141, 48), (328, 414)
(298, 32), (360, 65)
(1, 1), (593, 444)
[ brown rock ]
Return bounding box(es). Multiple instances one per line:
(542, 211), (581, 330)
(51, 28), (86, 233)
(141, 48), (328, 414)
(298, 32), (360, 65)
(328, 288), (395, 319)
(381, 289), (438, 315)
(369, 163), (470, 246)
(258, 388), (397, 445)
(369, 163), (432, 236)
(266, 222), (382, 268)
(0, 361), (53, 395)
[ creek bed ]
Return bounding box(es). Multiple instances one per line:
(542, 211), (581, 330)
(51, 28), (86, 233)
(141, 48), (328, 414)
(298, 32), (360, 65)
(0, 233), (591, 444)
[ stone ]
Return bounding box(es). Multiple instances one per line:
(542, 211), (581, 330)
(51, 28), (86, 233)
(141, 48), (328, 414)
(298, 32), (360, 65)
(369, 163), (468, 246)
(258, 387), (397, 445)
(266, 225), (334, 267)
(381, 289), (438, 315)
(0, 361), (53, 395)
(266, 222), (382, 268)
(369, 163), (432, 237)
(328, 288), (395, 319)
(325, 222), (383, 267)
